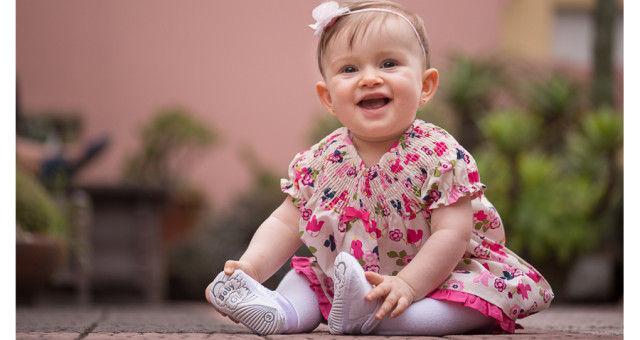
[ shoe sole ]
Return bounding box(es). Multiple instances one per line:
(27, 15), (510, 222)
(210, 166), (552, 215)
(328, 254), (349, 334)
(209, 270), (282, 335)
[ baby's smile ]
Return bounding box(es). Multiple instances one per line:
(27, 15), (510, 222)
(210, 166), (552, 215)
(357, 94), (391, 110)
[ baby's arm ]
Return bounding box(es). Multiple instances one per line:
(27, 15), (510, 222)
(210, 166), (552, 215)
(365, 196), (472, 319)
(222, 197), (303, 283)
(206, 197), (302, 321)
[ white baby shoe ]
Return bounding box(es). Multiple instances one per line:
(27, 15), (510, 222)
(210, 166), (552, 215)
(209, 269), (292, 335)
(328, 252), (382, 334)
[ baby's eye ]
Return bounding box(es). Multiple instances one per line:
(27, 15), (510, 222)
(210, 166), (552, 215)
(342, 66), (358, 74)
(381, 61), (397, 69)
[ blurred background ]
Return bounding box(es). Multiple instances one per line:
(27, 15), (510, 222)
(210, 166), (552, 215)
(16, 0), (623, 306)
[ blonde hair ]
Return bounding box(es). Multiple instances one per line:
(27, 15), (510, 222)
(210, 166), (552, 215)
(316, 0), (431, 77)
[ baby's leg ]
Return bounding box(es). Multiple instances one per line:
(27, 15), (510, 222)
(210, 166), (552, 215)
(207, 270), (297, 335)
(328, 252), (493, 336)
(372, 298), (494, 336)
(275, 269), (323, 333)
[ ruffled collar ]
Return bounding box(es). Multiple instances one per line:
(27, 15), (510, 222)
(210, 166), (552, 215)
(341, 120), (418, 171)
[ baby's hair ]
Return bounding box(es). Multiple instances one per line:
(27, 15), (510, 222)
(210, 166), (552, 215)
(316, 0), (431, 77)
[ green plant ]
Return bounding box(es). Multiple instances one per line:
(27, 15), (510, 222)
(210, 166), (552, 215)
(123, 107), (217, 189)
(527, 74), (584, 122)
(479, 110), (541, 156)
(474, 104), (622, 264)
(566, 107), (623, 220)
(512, 153), (599, 263)
(525, 73), (585, 150)
(441, 55), (504, 149)
(478, 110), (541, 206)
(16, 168), (67, 237)
(474, 133), (603, 264)
(569, 107), (623, 157)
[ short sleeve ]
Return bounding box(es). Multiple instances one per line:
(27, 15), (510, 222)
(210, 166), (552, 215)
(421, 146), (486, 210)
(280, 148), (321, 209)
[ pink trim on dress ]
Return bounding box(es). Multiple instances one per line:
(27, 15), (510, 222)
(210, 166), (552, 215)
(428, 289), (520, 333)
(290, 256), (332, 320)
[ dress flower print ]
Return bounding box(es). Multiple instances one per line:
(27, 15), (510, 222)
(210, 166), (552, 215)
(281, 119), (553, 333)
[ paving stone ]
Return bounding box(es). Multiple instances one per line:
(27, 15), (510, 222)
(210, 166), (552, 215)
(16, 333), (79, 340)
(16, 306), (103, 333)
(92, 303), (242, 334)
(15, 302), (625, 339)
(85, 333), (258, 339)
(516, 304), (623, 336)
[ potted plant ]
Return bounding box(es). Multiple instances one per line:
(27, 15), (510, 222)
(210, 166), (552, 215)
(16, 168), (68, 303)
(123, 106), (217, 247)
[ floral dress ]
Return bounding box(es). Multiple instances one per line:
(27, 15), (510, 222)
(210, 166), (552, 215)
(281, 119), (554, 333)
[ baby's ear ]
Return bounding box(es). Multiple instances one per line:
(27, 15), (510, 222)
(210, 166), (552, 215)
(420, 68), (439, 106)
(316, 81), (336, 116)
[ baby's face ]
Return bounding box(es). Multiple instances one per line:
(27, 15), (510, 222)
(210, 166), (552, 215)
(320, 16), (427, 146)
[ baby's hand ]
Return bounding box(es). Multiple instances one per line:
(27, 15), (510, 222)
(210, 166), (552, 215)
(205, 260), (258, 323)
(222, 260), (259, 280)
(364, 272), (417, 319)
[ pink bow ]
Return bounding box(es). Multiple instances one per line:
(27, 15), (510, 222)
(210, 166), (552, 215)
(342, 207), (371, 230)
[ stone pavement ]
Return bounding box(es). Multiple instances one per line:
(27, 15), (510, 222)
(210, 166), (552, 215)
(16, 302), (623, 339)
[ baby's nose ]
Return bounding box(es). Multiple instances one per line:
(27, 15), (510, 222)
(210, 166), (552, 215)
(358, 68), (384, 87)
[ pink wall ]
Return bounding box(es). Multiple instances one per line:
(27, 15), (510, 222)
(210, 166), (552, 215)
(16, 0), (506, 208)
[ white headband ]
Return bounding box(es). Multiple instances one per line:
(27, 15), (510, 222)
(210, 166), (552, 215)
(309, 1), (427, 60)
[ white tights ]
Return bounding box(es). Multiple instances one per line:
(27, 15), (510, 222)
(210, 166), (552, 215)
(275, 269), (493, 335)
(275, 269), (323, 333)
(373, 297), (494, 336)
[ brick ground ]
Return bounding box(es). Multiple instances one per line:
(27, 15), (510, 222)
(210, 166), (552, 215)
(16, 302), (623, 339)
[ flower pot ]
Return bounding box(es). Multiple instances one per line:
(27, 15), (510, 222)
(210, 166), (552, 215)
(162, 193), (203, 248)
(16, 233), (64, 303)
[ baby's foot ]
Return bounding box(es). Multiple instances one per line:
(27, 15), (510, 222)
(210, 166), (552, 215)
(328, 252), (382, 334)
(208, 270), (293, 335)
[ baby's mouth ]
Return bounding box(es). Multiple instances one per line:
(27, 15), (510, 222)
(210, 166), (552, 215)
(358, 97), (390, 110)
